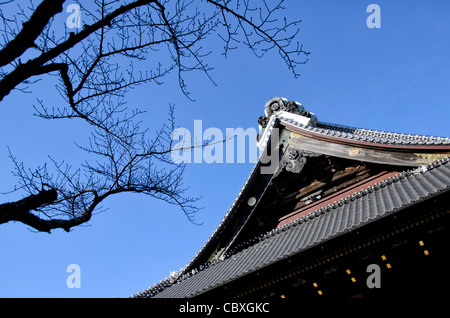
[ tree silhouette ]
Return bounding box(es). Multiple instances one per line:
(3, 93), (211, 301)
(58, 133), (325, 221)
(0, 0), (308, 233)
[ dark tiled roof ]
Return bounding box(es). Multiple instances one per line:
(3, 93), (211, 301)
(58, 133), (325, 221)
(282, 117), (450, 146)
(133, 156), (450, 298)
(260, 97), (450, 147)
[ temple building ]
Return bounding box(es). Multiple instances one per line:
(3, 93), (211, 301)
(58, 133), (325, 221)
(133, 97), (450, 300)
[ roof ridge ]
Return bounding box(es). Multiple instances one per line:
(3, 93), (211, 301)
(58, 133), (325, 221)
(281, 117), (450, 145)
(261, 97), (450, 145)
(318, 120), (450, 139)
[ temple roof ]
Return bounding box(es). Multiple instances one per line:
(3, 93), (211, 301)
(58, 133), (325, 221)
(132, 97), (450, 298)
(257, 97), (450, 149)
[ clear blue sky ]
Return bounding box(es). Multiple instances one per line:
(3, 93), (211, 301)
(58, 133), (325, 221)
(1, 1), (449, 298)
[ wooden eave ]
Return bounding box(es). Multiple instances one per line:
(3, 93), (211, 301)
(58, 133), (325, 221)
(282, 122), (450, 167)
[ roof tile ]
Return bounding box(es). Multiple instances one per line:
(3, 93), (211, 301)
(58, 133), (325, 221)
(134, 158), (450, 298)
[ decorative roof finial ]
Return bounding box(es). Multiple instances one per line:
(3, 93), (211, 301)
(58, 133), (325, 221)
(257, 97), (318, 146)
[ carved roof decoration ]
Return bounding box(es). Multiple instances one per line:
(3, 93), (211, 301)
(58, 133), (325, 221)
(258, 97), (450, 149)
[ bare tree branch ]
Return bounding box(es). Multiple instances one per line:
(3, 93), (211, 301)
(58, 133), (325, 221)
(0, 0), (64, 67)
(0, 0), (308, 233)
